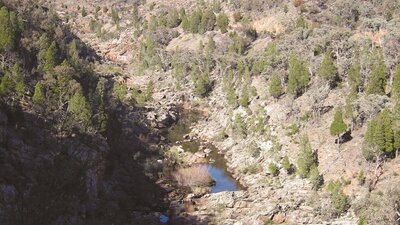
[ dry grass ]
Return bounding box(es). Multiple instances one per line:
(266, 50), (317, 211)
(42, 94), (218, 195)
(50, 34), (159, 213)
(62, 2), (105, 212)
(173, 165), (214, 187)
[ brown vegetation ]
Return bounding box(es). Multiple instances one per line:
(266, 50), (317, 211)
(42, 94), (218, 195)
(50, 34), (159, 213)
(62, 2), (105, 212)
(173, 165), (214, 187)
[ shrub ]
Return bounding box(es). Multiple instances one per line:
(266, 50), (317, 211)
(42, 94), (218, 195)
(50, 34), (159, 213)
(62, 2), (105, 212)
(172, 165), (214, 187)
(357, 170), (366, 185)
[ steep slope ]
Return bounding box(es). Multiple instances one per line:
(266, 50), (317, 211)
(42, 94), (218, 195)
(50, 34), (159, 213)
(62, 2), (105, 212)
(33, 0), (400, 224)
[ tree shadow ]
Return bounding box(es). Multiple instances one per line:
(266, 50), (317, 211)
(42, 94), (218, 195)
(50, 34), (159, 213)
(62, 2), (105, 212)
(0, 1), (211, 224)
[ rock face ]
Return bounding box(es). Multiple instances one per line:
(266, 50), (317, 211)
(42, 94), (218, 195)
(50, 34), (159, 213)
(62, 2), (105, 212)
(0, 101), (172, 225)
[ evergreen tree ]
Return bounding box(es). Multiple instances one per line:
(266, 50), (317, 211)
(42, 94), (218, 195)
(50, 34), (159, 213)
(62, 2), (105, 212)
(382, 109), (394, 154)
(167, 8), (181, 28)
(111, 7), (120, 25)
(68, 39), (80, 66)
(190, 9), (202, 33)
(181, 15), (190, 32)
(44, 41), (57, 73)
(392, 64), (400, 103)
(281, 155), (292, 174)
(297, 135), (315, 178)
(287, 53), (310, 96)
(11, 63), (25, 98)
(68, 92), (92, 127)
(330, 107), (347, 145)
(366, 50), (386, 95)
(216, 12), (229, 33)
(363, 109), (396, 160)
(296, 15), (308, 29)
(81, 6), (87, 17)
(199, 9), (216, 33)
(348, 62), (361, 93)
(0, 7), (16, 51)
(318, 48), (338, 87)
(269, 73), (283, 99)
(239, 85), (249, 107)
(309, 165), (323, 190)
(32, 81), (45, 106)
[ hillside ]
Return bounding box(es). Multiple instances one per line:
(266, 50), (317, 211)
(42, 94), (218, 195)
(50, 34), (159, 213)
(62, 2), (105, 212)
(2, 0), (400, 224)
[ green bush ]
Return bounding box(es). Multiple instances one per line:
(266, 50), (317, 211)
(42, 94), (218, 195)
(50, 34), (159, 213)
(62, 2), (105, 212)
(357, 170), (366, 185)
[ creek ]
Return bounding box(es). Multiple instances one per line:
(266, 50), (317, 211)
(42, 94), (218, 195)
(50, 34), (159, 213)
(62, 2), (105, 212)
(164, 108), (242, 193)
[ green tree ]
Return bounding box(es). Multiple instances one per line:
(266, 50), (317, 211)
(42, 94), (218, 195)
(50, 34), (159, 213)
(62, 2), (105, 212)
(281, 155), (293, 174)
(32, 81), (45, 106)
(43, 41), (57, 73)
(366, 50), (386, 95)
(296, 15), (308, 29)
(330, 107), (347, 146)
(167, 8), (181, 28)
(81, 6), (87, 17)
(309, 165), (323, 190)
(181, 15), (190, 32)
(111, 7), (120, 25)
(297, 135), (315, 178)
(239, 85), (249, 107)
(268, 162), (279, 176)
(392, 64), (400, 103)
(269, 73), (283, 99)
(68, 39), (80, 66)
(199, 9), (216, 33)
(348, 62), (361, 93)
(0, 6), (16, 51)
(216, 12), (229, 33)
(287, 53), (310, 96)
(11, 63), (25, 98)
(68, 92), (92, 126)
(318, 48), (338, 87)
(190, 9), (202, 33)
(327, 180), (349, 215)
(363, 109), (396, 160)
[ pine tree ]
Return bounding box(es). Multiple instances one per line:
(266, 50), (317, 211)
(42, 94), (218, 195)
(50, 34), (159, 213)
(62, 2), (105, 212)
(381, 109), (394, 154)
(366, 50), (386, 95)
(32, 81), (45, 106)
(269, 73), (283, 99)
(190, 9), (202, 33)
(68, 92), (92, 127)
(287, 53), (310, 96)
(239, 85), (249, 107)
(167, 8), (181, 28)
(0, 6), (16, 51)
(281, 155), (292, 173)
(44, 41), (57, 73)
(348, 62), (361, 93)
(392, 65), (400, 103)
(330, 107), (347, 146)
(68, 39), (79, 66)
(297, 135), (315, 178)
(181, 15), (190, 32)
(318, 48), (338, 87)
(216, 12), (229, 33)
(309, 165), (323, 190)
